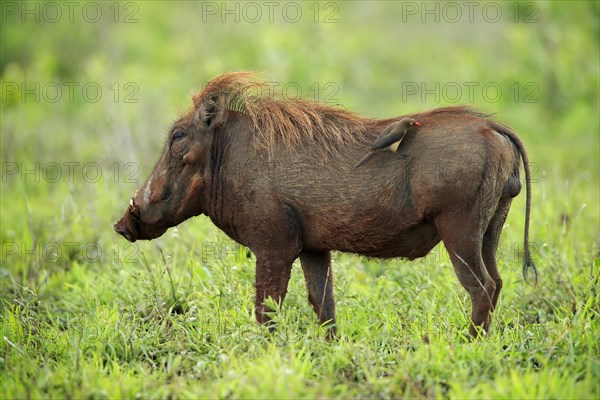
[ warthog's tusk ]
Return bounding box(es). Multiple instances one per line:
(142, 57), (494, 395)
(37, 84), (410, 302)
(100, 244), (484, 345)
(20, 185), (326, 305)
(129, 198), (138, 214)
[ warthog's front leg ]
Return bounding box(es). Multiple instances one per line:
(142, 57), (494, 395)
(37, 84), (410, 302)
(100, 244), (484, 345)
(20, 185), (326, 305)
(300, 251), (337, 339)
(253, 247), (297, 331)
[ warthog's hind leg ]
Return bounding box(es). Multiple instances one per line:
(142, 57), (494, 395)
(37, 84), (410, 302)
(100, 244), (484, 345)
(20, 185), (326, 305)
(482, 198), (513, 314)
(435, 212), (496, 337)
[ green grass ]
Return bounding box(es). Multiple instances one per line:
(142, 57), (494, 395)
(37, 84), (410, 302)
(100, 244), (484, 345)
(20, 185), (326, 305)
(1, 191), (598, 398)
(1, 1), (599, 398)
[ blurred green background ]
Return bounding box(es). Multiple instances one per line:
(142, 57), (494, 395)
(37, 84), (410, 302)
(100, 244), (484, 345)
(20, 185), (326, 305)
(2, 1), (598, 163)
(0, 1), (599, 398)
(1, 0), (598, 267)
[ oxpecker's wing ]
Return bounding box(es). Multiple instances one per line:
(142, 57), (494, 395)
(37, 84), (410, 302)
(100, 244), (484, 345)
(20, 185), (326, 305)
(370, 123), (404, 150)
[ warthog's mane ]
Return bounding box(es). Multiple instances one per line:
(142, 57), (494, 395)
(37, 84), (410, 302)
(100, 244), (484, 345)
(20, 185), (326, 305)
(190, 72), (379, 156)
(191, 72), (491, 156)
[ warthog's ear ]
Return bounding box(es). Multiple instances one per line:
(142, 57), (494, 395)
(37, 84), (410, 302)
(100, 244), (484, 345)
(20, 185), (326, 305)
(195, 94), (228, 130)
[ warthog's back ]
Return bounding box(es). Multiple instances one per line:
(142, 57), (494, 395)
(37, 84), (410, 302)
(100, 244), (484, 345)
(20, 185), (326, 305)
(274, 111), (521, 258)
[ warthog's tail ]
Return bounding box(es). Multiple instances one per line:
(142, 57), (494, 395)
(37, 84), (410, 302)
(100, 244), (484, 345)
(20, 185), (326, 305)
(492, 122), (538, 287)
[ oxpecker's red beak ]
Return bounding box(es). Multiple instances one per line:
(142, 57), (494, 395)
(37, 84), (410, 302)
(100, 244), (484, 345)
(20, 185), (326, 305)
(415, 122), (422, 126)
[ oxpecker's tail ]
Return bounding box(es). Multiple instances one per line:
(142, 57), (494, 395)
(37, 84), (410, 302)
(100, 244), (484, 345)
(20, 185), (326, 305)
(354, 152), (376, 168)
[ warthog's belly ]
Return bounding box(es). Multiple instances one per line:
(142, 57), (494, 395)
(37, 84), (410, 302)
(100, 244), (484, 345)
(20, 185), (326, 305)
(355, 220), (441, 259)
(311, 219), (441, 260)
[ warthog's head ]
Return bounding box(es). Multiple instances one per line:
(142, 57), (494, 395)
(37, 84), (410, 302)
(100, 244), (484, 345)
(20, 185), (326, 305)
(114, 95), (228, 242)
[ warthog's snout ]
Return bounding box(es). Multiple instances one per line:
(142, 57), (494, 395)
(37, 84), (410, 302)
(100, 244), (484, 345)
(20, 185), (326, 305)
(113, 199), (138, 242)
(114, 197), (169, 242)
(114, 198), (140, 242)
(114, 212), (138, 242)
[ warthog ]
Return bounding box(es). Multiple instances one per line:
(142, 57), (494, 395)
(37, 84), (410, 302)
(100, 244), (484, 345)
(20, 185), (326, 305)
(114, 72), (536, 338)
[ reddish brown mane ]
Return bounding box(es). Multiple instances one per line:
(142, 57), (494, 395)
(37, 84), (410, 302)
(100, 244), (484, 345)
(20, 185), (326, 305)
(191, 72), (379, 155)
(191, 72), (490, 155)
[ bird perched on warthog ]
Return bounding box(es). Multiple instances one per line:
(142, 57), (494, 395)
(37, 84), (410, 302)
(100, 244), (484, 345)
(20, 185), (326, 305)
(114, 72), (537, 339)
(355, 118), (422, 167)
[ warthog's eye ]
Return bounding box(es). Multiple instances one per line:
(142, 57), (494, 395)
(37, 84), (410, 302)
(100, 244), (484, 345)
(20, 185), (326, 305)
(171, 130), (189, 157)
(172, 130), (186, 141)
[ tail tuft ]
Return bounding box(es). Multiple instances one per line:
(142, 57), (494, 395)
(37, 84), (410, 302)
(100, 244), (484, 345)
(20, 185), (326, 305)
(522, 248), (538, 287)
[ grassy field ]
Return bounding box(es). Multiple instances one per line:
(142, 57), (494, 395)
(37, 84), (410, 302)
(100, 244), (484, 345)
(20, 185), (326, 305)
(1, 1), (599, 398)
